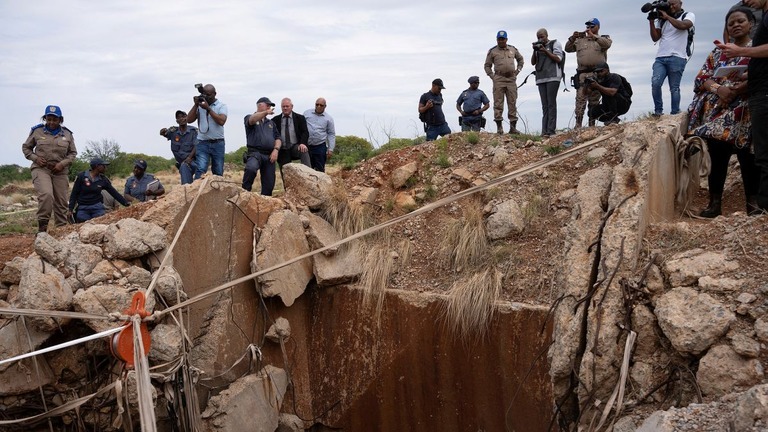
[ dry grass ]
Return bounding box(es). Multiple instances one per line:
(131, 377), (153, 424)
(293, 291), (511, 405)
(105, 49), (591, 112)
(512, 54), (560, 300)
(320, 179), (374, 238)
(441, 267), (503, 340)
(438, 198), (489, 271)
(359, 232), (411, 326)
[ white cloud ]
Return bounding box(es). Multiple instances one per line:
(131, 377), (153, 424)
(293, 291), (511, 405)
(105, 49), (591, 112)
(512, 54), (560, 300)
(0, 0), (734, 166)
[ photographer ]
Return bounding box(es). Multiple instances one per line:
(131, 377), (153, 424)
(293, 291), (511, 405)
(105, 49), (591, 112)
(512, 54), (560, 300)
(531, 28), (564, 137)
(187, 83), (228, 177)
(564, 18), (612, 129)
(648, 0), (695, 117)
(587, 62), (631, 125)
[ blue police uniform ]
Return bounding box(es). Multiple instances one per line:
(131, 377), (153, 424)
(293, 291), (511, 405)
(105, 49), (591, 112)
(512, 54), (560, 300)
(124, 173), (163, 202)
(242, 114), (280, 195)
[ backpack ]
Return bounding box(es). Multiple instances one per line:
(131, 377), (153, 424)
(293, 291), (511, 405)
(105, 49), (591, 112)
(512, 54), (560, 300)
(548, 40), (567, 87)
(663, 11), (695, 57)
(617, 74), (633, 100)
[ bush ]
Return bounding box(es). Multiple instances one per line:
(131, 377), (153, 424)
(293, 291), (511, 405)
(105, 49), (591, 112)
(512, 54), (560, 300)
(0, 165), (31, 188)
(225, 146), (247, 167)
(333, 136), (373, 166)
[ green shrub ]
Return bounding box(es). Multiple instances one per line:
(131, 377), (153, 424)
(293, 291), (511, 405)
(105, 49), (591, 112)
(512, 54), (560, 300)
(225, 146), (247, 167)
(333, 136), (373, 166)
(0, 165), (31, 188)
(466, 132), (480, 145)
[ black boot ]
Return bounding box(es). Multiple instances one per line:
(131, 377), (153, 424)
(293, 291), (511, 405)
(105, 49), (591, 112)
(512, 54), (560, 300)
(495, 120), (503, 135)
(747, 196), (762, 216)
(700, 193), (722, 218)
(37, 220), (48, 233)
(508, 121), (521, 134)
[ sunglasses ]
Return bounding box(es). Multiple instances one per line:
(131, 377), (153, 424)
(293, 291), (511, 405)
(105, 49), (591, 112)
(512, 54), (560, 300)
(586, 24), (596, 28)
(316, 103), (326, 107)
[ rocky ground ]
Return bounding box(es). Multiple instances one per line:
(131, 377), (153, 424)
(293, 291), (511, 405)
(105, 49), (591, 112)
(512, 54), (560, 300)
(1, 118), (767, 431)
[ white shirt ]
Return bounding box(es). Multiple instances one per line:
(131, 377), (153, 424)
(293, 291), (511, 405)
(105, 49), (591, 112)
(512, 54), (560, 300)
(655, 11), (695, 59)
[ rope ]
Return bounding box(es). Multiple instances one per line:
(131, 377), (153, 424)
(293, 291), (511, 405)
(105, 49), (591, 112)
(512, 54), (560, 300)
(0, 307), (114, 321)
(0, 382), (117, 426)
(132, 315), (158, 432)
(0, 325), (126, 367)
(0, 208), (36, 217)
(155, 130), (622, 319)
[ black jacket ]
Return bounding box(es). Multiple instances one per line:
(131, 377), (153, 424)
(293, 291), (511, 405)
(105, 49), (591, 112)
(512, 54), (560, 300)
(272, 112), (309, 147)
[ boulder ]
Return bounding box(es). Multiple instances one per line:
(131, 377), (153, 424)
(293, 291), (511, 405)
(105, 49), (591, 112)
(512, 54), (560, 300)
(201, 365), (288, 432)
(123, 266), (152, 289)
(451, 167), (474, 183)
(697, 345), (764, 396)
(281, 163), (333, 210)
(391, 162), (418, 189)
(80, 259), (132, 288)
(730, 332), (761, 358)
(0, 309), (51, 373)
(0, 257), (25, 285)
(492, 147), (509, 167)
(79, 223), (109, 244)
(154, 265), (187, 306)
(149, 323), (183, 363)
(303, 211), (341, 256)
(0, 356), (54, 396)
(486, 199), (525, 240)
(698, 275), (743, 292)
(34, 232), (68, 265)
(654, 287), (734, 355)
(15, 256), (72, 332)
(103, 218), (168, 260)
(663, 249), (739, 286)
(313, 245), (362, 287)
(732, 384), (768, 432)
(63, 242), (104, 279)
(353, 187), (379, 206)
(252, 210), (314, 306)
(394, 192), (417, 211)
(72, 285), (155, 333)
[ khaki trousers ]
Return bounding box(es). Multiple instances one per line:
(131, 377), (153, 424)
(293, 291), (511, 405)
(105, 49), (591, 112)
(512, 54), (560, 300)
(32, 167), (69, 226)
(492, 76), (518, 122)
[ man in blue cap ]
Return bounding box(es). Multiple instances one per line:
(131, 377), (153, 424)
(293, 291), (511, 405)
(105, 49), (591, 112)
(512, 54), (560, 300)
(124, 159), (165, 202)
(22, 105), (78, 232)
(484, 30), (525, 134)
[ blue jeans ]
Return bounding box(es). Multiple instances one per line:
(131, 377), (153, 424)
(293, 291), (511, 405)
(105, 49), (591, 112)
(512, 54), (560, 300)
(426, 122), (451, 141)
(651, 56), (687, 115)
(76, 203), (105, 223)
(308, 144), (328, 172)
(178, 161), (197, 185)
(242, 151), (276, 195)
(195, 139), (225, 177)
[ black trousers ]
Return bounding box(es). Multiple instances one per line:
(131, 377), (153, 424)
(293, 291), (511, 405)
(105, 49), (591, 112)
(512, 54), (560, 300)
(588, 94), (630, 124)
(706, 138), (760, 198)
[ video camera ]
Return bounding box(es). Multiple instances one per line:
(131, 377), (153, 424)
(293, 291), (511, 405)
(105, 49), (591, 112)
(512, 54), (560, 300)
(584, 76), (597, 85)
(641, 0), (671, 20)
(532, 40), (546, 50)
(194, 83), (205, 104)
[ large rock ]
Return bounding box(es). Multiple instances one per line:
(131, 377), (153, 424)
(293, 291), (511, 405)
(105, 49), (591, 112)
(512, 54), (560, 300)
(733, 384), (768, 431)
(154, 265), (187, 306)
(103, 218), (168, 259)
(266, 317), (291, 344)
(391, 162), (418, 189)
(0, 257), (25, 285)
(72, 284), (155, 333)
(486, 198), (525, 240)
(63, 242), (104, 279)
(303, 211), (340, 256)
(201, 365), (288, 432)
(79, 259), (132, 289)
(15, 256), (72, 332)
(654, 287), (734, 355)
(697, 345), (764, 396)
(0, 307), (51, 373)
(394, 192), (417, 211)
(149, 323), (182, 363)
(0, 356), (54, 396)
(663, 249), (739, 286)
(78, 223), (109, 244)
(313, 245), (362, 287)
(252, 210), (314, 306)
(282, 163), (333, 210)
(34, 232), (68, 265)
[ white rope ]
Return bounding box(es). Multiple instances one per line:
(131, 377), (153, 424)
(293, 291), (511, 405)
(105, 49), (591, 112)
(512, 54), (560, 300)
(0, 382), (117, 425)
(0, 325), (126, 367)
(0, 307), (114, 321)
(132, 315), (158, 432)
(593, 330), (637, 431)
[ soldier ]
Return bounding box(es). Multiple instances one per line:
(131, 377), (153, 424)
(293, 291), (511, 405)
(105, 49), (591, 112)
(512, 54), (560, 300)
(484, 30), (525, 134)
(22, 105), (78, 232)
(564, 18), (612, 128)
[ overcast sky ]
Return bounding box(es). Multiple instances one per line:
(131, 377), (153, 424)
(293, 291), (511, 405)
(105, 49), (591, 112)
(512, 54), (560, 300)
(1, 1), (728, 166)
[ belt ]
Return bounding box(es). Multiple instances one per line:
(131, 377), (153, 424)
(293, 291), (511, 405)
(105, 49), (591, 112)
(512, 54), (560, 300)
(198, 138), (224, 143)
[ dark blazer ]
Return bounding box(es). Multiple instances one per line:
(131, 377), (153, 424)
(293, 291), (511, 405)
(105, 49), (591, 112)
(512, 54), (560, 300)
(272, 112), (309, 146)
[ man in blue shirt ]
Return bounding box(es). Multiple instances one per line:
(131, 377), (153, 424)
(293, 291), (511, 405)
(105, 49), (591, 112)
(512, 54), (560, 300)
(243, 97), (281, 195)
(303, 98), (336, 172)
(124, 159), (165, 202)
(456, 76), (490, 131)
(160, 110), (197, 185)
(187, 84), (228, 177)
(419, 78), (451, 141)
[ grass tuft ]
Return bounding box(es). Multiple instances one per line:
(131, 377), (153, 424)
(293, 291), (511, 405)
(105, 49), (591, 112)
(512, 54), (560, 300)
(320, 180), (374, 238)
(359, 233), (411, 326)
(465, 132), (480, 145)
(438, 199), (489, 271)
(441, 267), (502, 340)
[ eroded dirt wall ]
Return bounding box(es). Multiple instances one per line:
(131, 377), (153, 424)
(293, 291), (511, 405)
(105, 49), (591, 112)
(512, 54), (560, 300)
(272, 286), (553, 432)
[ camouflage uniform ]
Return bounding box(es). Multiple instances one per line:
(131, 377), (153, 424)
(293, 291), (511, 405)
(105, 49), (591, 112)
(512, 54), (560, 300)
(22, 124), (77, 229)
(564, 33), (612, 127)
(484, 44), (525, 127)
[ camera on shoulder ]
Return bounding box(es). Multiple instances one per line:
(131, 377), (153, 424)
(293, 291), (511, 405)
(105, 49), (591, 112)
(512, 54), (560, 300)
(641, 0), (671, 20)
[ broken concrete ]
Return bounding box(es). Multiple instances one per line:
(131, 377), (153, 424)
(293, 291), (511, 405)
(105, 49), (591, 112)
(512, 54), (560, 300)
(15, 256), (72, 332)
(281, 164), (333, 210)
(103, 218), (168, 259)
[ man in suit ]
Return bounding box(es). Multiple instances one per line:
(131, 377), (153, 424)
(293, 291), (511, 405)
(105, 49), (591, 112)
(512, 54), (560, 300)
(273, 98), (311, 170)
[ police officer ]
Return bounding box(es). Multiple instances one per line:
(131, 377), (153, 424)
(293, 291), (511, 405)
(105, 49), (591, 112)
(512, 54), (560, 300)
(456, 76), (490, 131)
(22, 105), (78, 232)
(484, 30), (525, 134)
(124, 159), (165, 202)
(564, 18), (612, 128)
(160, 110), (197, 185)
(418, 79), (451, 141)
(243, 97), (281, 195)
